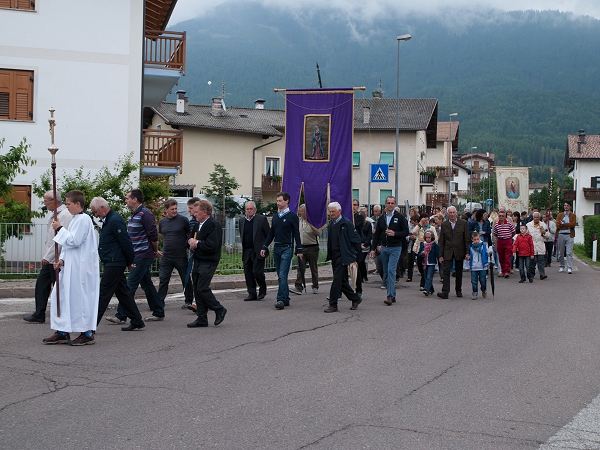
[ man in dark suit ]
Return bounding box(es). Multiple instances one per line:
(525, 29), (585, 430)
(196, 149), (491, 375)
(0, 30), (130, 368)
(239, 201), (270, 301)
(324, 202), (362, 313)
(186, 199), (227, 328)
(437, 206), (471, 299)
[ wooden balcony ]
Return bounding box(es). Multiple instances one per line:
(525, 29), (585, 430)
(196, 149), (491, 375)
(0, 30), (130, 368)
(426, 193), (449, 206)
(583, 188), (600, 200)
(563, 189), (576, 201)
(145, 30), (186, 74)
(430, 167), (458, 179)
(262, 175), (282, 192)
(420, 173), (436, 185)
(142, 129), (183, 171)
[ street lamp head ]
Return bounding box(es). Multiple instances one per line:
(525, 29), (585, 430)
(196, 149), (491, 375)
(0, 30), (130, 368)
(397, 34), (411, 41)
(449, 112), (458, 117)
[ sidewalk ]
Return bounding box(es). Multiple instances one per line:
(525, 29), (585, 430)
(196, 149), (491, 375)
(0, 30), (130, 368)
(0, 264), (339, 298)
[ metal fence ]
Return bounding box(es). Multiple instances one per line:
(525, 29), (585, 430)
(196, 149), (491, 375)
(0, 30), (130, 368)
(0, 219), (329, 276)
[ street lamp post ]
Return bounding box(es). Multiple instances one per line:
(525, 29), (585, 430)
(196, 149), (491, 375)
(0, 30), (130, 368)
(470, 146), (477, 204)
(447, 112), (458, 207)
(395, 33), (411, 201)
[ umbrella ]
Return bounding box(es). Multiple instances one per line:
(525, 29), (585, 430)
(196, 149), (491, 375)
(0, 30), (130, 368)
(297, 254), (306, 292)
(488, 261), (495, 299)
(183, 232), (197, 290)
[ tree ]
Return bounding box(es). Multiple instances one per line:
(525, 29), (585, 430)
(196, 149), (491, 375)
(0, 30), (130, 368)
(0, 138), (39, 257)
(32, 153), (171, 221)
(203, 164), (242, 221)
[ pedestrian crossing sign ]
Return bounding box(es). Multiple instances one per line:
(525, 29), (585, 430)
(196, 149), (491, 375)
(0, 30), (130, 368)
(370, 164), (389, 183)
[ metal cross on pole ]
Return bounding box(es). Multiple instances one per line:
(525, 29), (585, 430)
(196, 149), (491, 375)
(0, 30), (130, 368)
(48, 108), (61, 317)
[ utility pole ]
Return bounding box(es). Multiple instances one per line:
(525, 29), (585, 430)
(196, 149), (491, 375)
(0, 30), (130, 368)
(316, 63), (322, 88)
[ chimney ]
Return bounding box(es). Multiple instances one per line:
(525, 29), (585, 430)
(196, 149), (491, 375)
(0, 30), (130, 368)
(211, 97), (224, 116)
(577, 128), (585, 153)
(363, 107), (370, 124)
(254, 99), (265, 109)
(176, 90), (188, 114)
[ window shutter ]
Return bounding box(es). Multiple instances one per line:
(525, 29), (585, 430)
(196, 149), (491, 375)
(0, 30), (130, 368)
(0, 70), (9, 120)
(14, 70), (33, 120)
(0, 0), (12, 8)
(16, 0), (35, 9)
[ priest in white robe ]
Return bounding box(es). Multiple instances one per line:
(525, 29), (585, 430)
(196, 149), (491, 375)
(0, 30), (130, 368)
(44, 190), (100, 346)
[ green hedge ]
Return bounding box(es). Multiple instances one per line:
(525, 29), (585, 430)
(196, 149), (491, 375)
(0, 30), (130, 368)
(583, 215), (600, 258)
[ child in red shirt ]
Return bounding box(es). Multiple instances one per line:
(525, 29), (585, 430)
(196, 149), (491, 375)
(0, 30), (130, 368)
(513, 224), (534, 283)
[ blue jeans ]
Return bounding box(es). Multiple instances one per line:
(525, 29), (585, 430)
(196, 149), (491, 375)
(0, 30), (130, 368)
(116, 256), (163, 320)
(274, 244), (293, 303)
(380, 245), (401, 299)
(471, 269), (487, 294)
(423, 264), (436, 294)
(518, 256), (532, 281)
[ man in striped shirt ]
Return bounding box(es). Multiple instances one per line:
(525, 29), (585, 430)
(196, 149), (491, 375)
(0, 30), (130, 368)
(105, 189), (164, 324)
(493, 208), (516, 278)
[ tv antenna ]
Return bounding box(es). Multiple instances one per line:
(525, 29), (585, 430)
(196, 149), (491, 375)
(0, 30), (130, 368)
(316, 62), (323, 88)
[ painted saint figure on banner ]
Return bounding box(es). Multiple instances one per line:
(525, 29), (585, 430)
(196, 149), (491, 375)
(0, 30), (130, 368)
(311, 125), (324, 159)
(304, 115), (330, 162)
(506, 177), (520, 199)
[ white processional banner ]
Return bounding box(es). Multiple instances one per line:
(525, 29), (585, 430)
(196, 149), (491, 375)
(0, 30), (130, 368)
(496, 166), (529, 213)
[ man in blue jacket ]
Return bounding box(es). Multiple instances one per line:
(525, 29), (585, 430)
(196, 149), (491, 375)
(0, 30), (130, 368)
(324, 202), (362, 313)
(91, 197), (145, 331)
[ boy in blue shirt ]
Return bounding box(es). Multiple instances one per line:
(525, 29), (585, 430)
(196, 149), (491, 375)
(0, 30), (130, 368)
(469, 231), (491, 300)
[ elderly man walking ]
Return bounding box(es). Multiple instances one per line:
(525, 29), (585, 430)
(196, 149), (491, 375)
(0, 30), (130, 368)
(291, 203), (321, 295)
(23, 190), (72, 324)
(239, 200), (270, 301)
(91, 197), (145, 331)
(324, 202), (362, 313)
(527, 212), (548, 280)
(437, 206), (470, 299)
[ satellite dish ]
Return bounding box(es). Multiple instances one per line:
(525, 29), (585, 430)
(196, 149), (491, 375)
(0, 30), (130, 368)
(221, 98), (227, 112)
(207, 81), (212, 85)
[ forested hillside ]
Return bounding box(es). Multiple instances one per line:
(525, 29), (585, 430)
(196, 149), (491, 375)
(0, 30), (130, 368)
(171, 2), (600, 183)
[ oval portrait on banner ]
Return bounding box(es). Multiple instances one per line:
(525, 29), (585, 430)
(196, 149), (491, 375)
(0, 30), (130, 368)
(506, 177), (520, 199)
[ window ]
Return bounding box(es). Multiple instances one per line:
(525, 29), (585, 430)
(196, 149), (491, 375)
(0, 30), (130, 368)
(0, 185), (31, 207)
(0, 0), (34, 11)
(379, 152), (394, 168)
(352, 189), (359, 201)
(265, 157), (280, 176)
(591, 176), (600, 188)
(352, 152), (360, 167)
(595, 203), (600, 215)
(379, 189), (392, 205)
(0, 69), (34, 121)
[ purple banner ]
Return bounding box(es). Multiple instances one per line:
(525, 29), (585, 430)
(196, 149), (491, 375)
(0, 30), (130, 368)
(282, 88), (354, 228)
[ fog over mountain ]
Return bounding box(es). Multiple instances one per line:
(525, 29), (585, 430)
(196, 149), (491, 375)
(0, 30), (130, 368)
(167, 1), (600, 178)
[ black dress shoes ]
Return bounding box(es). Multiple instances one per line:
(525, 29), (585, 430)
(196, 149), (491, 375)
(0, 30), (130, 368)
(244, 295), (258, 301)
(324, 306), (338, 313)
(257, 293), (266, 300)
(437, 292), (449, 299)
(121, 323), (145, 331)
(214, 307), (227, 326)
(187, 319), (208, 328)
(23, 315), (45, 324)
(456, 292), (463, 298)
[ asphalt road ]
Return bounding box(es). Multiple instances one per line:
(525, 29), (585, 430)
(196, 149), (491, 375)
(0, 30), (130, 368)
(1, 260), (599, 450)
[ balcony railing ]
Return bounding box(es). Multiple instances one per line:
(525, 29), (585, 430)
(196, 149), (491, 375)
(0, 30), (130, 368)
(420, 173), (436, 185)
(430, 167), (458, 179)
(145, 30), (186, 74)
(563, 189), (576, 201)
(583, 188), (600, 200)
(142, 129), (183, 171)
(262, 175), (282, 192)
(426, 193), (449, 206)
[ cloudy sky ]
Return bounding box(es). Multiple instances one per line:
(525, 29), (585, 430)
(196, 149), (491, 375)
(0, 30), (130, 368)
(169, 0), (600, 25)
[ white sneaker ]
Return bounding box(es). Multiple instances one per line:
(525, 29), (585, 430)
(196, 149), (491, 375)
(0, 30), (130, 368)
(289, 286), (303, 295)
(559, 267), (564, 273)
(568, 268), (572, 274)
(104, 315), (125, 325)
(312, 287), (318, 294)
